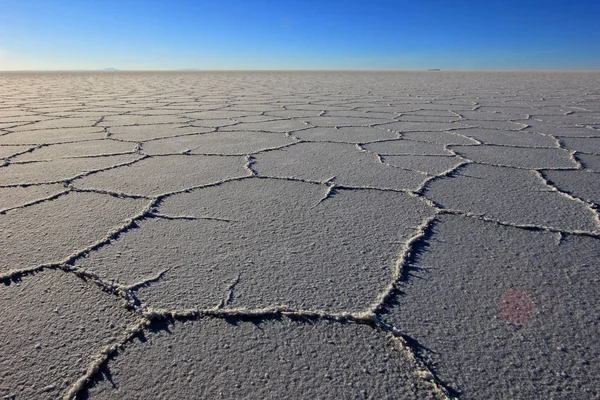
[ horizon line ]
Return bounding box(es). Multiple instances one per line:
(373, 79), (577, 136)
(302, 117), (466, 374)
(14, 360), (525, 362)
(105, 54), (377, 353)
(1, 68), (600, 73)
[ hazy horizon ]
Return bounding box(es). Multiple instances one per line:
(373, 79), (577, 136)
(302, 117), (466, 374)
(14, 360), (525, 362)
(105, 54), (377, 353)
(1, 0), (599, 71)
(3, 69), (600, 73)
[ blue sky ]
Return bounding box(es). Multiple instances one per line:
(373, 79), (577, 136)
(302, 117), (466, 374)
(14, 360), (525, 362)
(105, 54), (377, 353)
(1, 0), (599, 70)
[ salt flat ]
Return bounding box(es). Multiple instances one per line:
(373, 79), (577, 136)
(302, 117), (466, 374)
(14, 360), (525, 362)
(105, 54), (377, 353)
(0, 71), (599, 400)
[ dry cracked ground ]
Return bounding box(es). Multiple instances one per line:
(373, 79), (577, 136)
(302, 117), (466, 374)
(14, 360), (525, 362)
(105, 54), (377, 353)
(0, 71), (599, 400)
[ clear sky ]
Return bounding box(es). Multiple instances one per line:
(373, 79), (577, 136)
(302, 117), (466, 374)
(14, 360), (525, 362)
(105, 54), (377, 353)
(1, 0), (599, 71)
